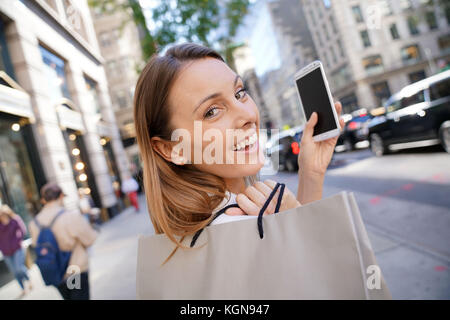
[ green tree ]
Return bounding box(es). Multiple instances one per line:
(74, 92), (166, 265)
(89, 0), (250, 68)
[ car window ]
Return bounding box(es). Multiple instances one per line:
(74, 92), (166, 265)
(400, 90), (425, 108)
(430, 78), (450, 101)
(386, 99), (402, 113)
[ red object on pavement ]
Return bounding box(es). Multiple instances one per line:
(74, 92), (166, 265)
(128, 191), (139, 211)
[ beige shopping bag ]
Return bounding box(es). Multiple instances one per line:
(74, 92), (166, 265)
(136, 191), (391, 299)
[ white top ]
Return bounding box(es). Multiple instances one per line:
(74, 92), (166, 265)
(121, 178), (139, 193)
(210, 191), (257, 225)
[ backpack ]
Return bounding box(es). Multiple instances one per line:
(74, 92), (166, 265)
(34, 209), (72, 286)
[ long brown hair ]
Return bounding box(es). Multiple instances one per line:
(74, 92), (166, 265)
(134, 43), (230, 257)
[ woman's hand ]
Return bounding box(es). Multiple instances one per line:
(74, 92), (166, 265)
(298, 101), (345, 177)
(296, 101), (345, 204)
(225, 180), (301, 216)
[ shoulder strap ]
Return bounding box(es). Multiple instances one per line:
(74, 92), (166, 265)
(49, 209), (65, 229)
(190, 183), (285, 247)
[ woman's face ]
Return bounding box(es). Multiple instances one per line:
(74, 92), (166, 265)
(165, 57), (265, 179)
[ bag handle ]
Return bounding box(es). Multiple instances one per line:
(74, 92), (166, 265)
(190, 183), (285, 247)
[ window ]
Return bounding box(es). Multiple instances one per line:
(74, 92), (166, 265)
(324, 24), (330, 40)
(340, 93), (359, 113)
(362, 55), (383, 74)
(0, 19), (15, 79)
(330, 15), (337, 33)
(360, 30), (371, 47)
(389, 23), (400, 40)
(337, 39), (345, 57)
(446, 7), (450, 24)
(99, 32), (111, 47)
(400, 91), (425, 108)
(430, 79), (450, 100)
(425, 11), (438, 30)
(116, 91), (128, 109)
(438, 34), (450, 53)
(316, 31), (323, 47)
(379, 0), (393, 16)
(371, 81), (391, 106)
(408, 70), (426, 83)
(39, 46), (71, 102)
(352, 5), (364, 23)
(400, 0), (413, 10)
(401, 44), (421, 63)
(84, 76), (101, 115)
(407, 16), (420, 35)
(331, 46), (337, 63)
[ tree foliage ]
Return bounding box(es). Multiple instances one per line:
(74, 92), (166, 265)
(89, 0), (250, 67)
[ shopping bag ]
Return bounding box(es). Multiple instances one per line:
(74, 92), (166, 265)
(136, 186), (391, 299)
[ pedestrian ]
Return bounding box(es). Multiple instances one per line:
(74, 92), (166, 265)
(0, 204), (32, 298)
(133, 41), (344, 276)
(78, 188), (101, 229)
(28, 183), (98, 300)
(121, 175), (140, 212)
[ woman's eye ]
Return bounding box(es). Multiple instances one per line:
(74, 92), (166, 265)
(204, 107), (219, 119)
(235, 87), (247, 100)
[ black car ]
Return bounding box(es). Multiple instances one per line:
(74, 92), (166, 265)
(368, 70), (450, 156)
(337, 109), (373, 151)
(266, 126), (303, 172)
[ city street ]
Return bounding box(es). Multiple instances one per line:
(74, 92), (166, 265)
(0, 146), (449, 300)
(263, 145), (450, 299)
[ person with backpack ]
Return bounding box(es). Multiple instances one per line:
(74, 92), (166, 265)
(28, 183), (98, 300)
(0, 204), (32, 297)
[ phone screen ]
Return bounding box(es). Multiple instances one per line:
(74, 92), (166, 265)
(296, 67), (337, 136)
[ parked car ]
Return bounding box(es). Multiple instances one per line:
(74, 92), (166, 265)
(266, 126), (304, 172)
(337, 108), (373, 151)
(368, 70), (450, 156)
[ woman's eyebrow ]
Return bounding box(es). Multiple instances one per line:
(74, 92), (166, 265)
(192, 75), (241, 114)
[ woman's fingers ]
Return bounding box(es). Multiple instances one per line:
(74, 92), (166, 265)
(236, 193), (260, 215)
(302, 111), (318, 141)
(224, 207), (245, 216)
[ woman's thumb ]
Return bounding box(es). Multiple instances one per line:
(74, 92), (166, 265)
(304, 112), (318, 139)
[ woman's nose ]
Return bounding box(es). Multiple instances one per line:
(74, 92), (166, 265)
(232, 99), (257, 127)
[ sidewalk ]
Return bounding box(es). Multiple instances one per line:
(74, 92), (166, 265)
(0, 195), (154, 300)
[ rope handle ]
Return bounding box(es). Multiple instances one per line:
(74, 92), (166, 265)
(190, 183), (286, 247)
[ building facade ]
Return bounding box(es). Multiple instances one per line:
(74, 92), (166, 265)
(0, 0), (131, 230)
(301, 0), (450, 113)
(90, 2), (144, 171)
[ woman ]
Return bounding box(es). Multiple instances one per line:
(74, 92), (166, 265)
(134, 43), (344, 256)
(0, 204), (32, 297)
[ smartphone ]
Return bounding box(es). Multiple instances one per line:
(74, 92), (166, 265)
(294, 61), (341, 142)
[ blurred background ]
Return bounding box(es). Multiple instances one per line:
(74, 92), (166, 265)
(0, 0), (449, 299)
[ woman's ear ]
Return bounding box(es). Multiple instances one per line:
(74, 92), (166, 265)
(151, 137), (187, 165)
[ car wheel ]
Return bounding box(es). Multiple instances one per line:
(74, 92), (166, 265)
(285, 159), (297, 172)
(439, 121), (450, 154)
(370, 134), (387, 157)
(344, 139), (353, 152)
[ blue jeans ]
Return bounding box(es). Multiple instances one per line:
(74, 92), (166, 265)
(4, 248), (29, 289)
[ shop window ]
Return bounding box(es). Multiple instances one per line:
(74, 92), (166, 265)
(371, 81), (392, 106)
(401, 44), (421, 63)
(0, 115), (41, 225)
(408, 70), (426, 83)
(362, 55), (383, 75)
